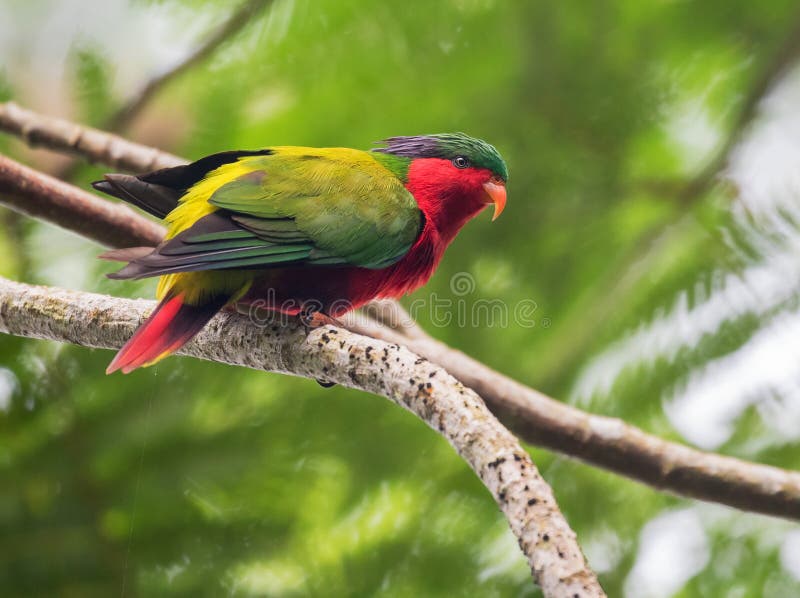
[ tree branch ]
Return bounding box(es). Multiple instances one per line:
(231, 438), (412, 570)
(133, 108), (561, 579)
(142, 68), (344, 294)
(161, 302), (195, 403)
(0, 276), (604, 598)
(0, 152), (164, 248)
(344, 317), (800, 519)
(2, 104), (800, 520)
(107, 0), (275, 132)
(0, 102), (184, 172)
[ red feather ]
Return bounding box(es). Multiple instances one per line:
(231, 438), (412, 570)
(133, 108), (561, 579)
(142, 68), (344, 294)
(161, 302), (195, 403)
(107, 292), (228, 374)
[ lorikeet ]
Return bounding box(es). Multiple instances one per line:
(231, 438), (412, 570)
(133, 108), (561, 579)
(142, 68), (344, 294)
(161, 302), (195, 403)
(94, 133), (508, 374)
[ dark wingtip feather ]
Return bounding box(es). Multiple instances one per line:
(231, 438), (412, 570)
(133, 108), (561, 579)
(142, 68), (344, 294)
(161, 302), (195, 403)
(93, 173), (180, 220)
(92, 178), (125, 201)
(92, 179), (113, 193)
(104, 173), (132, 185)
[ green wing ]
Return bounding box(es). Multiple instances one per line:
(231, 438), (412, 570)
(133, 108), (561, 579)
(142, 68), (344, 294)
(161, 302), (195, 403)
(108, 148), (421, 280)
(207, 148), (421, 269)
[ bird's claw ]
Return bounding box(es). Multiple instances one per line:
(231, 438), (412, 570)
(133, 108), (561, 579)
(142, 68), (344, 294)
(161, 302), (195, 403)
(299, 309), (343, 330)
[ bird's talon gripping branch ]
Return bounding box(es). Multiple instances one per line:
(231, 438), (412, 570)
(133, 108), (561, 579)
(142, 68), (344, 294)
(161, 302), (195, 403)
(300, 309), (343, 330)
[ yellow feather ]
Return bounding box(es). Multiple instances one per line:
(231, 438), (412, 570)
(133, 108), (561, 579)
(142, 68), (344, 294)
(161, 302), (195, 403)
(164, 160), (256, 239)
(156, 160), (259, 303)
(155, 271), (253, 303)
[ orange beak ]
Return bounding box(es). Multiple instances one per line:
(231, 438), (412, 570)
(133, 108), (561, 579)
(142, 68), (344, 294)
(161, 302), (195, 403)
(482, 178), (507, 221)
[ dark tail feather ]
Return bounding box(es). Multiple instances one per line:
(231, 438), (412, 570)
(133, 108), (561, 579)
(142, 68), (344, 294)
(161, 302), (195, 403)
(107, 292), (230, 374)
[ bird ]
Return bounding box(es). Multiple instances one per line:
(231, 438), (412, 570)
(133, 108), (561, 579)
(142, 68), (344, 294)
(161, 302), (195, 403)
(94, 133), (508, 374)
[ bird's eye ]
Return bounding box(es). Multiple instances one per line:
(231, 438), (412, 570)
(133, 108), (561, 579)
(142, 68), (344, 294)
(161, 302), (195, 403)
(452, 156), (470, 169)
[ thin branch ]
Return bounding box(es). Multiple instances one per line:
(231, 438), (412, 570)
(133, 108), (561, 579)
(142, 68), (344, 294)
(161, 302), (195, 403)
(405, 336), (800, 518)
(0, 102), (184, 172)
(0, 277), (604, 598)
(3, 105), (800, 520)
(343, 316), (800, 520)
(0, 153), (164, 248)
(107, 0), (274, 132)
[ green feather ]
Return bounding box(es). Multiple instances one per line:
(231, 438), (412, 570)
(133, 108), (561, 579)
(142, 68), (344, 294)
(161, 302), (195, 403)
(370, 152), (411, 183)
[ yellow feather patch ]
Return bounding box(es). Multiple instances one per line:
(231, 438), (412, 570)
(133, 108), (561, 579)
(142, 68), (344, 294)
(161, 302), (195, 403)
(164, 160), (256, 239)
(156, 160), (260, 303)
(155, 271), (253, 303)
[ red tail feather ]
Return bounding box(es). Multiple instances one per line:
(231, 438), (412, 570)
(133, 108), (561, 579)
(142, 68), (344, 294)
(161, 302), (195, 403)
(107, 292), (228, 374)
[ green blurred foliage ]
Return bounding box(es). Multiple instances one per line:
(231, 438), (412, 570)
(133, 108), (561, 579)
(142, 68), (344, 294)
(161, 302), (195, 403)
(70, 45), (115, 127)
(2, 0), (800, 596)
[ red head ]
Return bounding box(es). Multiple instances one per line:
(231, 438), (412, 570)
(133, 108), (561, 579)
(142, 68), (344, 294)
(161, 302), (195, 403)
(373, 133), (508, 243)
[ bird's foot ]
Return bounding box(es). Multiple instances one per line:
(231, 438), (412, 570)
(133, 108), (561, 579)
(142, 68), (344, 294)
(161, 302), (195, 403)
(299, 309), (344, 330)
